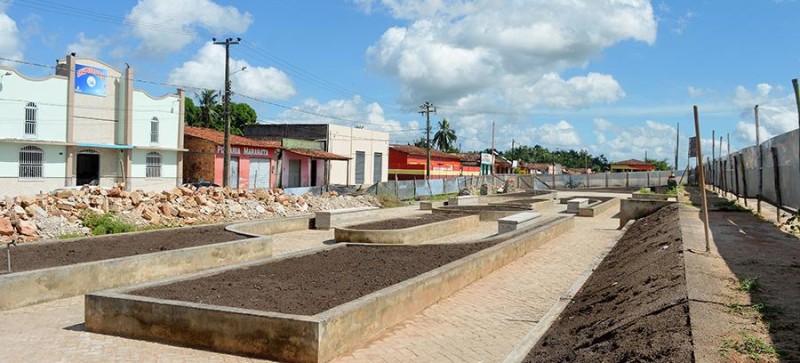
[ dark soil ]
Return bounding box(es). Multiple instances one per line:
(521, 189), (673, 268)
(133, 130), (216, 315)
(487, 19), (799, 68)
(437, 205), (531, 211)
(345, 213), (458, 230)
(0, 225), (247, 273)
(133, 241), (498, 315)
(527, 203), (693, 362)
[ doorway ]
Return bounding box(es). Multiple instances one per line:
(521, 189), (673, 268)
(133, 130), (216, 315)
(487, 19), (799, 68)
(229, 157), (240, 188)
(310, 160), (318, 187)
(76, 150), (100, 186)
(288, 159), (301, 188)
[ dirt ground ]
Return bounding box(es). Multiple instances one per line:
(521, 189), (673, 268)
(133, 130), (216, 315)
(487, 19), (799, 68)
(0, 225), (246, 272)
(682, 187), (800, 362)
(527, 203), (693, 362)
(134, 241), (497, 315)
(345, 213), (458, 230)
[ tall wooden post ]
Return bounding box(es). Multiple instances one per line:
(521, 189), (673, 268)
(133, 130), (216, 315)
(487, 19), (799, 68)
(694, 106), (711, 252)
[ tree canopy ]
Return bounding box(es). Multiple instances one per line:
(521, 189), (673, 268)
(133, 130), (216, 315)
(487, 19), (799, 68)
(432, 118), (458, 153)
(184, 90), (258, 136)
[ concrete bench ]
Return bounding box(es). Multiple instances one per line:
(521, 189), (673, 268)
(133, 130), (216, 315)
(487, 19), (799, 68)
(419, 200), (446, 210)
(497, 212), (542, 234)
(566, 198), (590, 213)
(314, 207), (380, 230)
(447, 195), (479, 206)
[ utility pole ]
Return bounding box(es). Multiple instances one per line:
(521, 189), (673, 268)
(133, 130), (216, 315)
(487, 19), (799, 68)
(675, 122), (680, 170)
(419, 102), (436, 180)
(755, 105), (762, 214)
(491, 120), (496, 175)
(213, 37), (240, 188)
(694, 106), (711, 252)
(793, 79), (800, 183)
(711, 129), (716, 190)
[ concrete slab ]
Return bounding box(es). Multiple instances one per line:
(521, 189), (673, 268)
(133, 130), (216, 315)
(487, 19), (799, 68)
(226, 214), (314, 236)
(498, 212), (542, 234)
(314, 207), (380, 230)
(446, 195), (479, 206)
(566, 198), (589, 213)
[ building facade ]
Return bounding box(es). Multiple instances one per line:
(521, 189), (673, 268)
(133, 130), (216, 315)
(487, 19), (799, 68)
(244, 123), (389, 186)
(388, 145), (478, 180)
(0, 54), (184, 197)
(611, 159), (655, 172)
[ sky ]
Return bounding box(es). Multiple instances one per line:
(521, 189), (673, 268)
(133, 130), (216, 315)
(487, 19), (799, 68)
(0, 0), (798, 168)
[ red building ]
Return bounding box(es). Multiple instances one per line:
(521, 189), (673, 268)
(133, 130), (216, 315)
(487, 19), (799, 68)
(388, 145), (480, 180)
(610, 159), (656, 172)
(183, 126), (281, 189)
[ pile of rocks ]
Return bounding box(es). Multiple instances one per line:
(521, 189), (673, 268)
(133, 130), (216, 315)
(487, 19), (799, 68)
(0, 185), (381, 243)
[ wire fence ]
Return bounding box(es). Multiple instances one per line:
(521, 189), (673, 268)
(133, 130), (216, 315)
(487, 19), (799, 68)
(703, 128), (799, 213)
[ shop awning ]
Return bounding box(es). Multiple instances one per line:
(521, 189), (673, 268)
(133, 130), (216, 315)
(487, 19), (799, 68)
(285, 148), (350, 160)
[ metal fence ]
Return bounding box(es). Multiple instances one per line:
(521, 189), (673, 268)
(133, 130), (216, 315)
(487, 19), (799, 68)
(704, 128), (799, 212)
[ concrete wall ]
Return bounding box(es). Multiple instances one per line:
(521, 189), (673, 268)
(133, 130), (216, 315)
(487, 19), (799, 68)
(71, 59), (122, 145)
(131, 90), (180, 149)
(129, 149), (178, 191)
(183, 137), (216, 183)
(618, 199), (677, 227)
(226, 215), (314, 236)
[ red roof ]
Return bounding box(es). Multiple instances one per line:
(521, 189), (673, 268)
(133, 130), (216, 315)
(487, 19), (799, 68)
(390, 145), (460, 160)
(449, 152), (480, 162)
(285, 148), (350, 160)
(612, 159), (652, 166)
(185, 126), (281, 149)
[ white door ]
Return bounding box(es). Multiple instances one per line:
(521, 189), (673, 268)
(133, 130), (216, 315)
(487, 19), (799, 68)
(249, 158), (270, 189)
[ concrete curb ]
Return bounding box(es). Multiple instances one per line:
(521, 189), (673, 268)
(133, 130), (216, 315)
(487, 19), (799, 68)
(226, 214), (315, 237)
(333, 214), (479, 244)
(85, 216), (575, 363)
(0, 236), (272, 311)
(432, 205), (532, 221)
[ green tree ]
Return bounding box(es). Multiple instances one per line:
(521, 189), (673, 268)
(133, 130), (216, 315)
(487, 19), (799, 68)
(229, 102), (258, 136)
(411, 136), (428, 148)
(184, 97), (200, 125)
(432, 118), (458, 153)
(645, 158), (672, 171)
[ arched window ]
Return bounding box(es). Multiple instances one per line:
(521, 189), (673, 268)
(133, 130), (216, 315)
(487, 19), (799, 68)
(19, 146), (43, 178)
(24, 102), (37, 135)
(146, 152), (161, 178)
(150, 117), (159, 143)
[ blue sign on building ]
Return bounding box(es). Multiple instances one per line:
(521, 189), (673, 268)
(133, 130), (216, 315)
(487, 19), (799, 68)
(74, 64), (107, 96)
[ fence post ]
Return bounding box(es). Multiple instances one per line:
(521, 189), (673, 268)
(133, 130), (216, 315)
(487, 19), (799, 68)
(738, 156), (748, 208)
(605, 172), (609, 188)
(646, 172), (650, 187)
(771, 147), (782, 222)
(758, 143), (763, 214)
(733, 156), (740, 203)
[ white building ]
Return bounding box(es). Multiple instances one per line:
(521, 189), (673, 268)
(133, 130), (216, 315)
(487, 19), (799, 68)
(244, 124), (389, 186)
(0, 54), (184, 197)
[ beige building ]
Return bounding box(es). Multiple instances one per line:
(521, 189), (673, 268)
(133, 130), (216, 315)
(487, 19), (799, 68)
(244, 123), (389, 186)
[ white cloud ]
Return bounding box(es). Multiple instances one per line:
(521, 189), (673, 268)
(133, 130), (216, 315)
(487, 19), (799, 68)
(169, 42), (296, 100)
(66, 33), (109, 59)
(125, 0), (252, 54)
(593, 119), (679, 162)
(688, 86), (707, 98)
(732, 83), (798, 143)
(532, 120), (582, 147)
(672, 10), (694, 34)
(0, 10), (23, 64)
(364, 0), (656, 108)
(265, 96), (408, 134)
(510, 72), (625, 108)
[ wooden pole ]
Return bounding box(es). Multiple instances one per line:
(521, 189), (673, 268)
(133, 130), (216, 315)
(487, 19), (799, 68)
(694, 106), (712, 253)
(739, 156), (748, 207)
(733, 155), (740, 202)
(755, 105), (762, 215)
(771, 147), (782, 223)
(711, 130), (716, 191)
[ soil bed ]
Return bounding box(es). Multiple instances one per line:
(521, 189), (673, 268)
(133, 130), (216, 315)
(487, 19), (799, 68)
(526, 203), (692, 362)
(133, 241), (497, 315)
(437, 205), (531, 211)
(0, 225), (246, 273)
(345, 213), (457, 230)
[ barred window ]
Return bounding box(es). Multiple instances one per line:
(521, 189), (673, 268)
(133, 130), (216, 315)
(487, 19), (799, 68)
(146, 152), (161, 178)
(25, 102), (37, 135)
(150, 117), (159, 143)
(19, 146), (43, 178)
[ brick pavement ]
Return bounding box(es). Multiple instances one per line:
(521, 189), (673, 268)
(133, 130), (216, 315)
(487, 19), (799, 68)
(0, 193), (625, 362)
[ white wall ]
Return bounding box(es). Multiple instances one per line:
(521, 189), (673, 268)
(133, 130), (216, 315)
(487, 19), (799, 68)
(72, 59), (123, 145)
(0, 143), (67, 198)
(131, 91), (180, 148)
(0, 70), (68, 142)
(327, 124), (389, 185)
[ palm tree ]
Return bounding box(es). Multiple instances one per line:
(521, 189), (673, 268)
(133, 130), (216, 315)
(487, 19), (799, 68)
(432, 118), (457, 152)
(196, 89), (220, 129)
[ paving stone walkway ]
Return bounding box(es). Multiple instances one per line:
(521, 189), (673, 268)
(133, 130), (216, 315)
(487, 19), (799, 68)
(0, 193), (625, 362)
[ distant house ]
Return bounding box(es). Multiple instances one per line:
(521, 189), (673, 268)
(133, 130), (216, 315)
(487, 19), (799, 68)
(244, 123), (388, 185)
(388, 145), (468, 180)
(519, 162), (560, 175)
(610, 159), (655, 172)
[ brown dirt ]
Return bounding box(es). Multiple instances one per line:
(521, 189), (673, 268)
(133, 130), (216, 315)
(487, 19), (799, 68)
(527, 203), (693, 362)
(437, 205), (532, 211)
(0, 225), (246, 273)
(133, 241), (497, 315)
(345, 213), (458, 230)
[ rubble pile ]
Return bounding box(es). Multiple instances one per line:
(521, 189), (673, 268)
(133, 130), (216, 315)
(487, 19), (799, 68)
(0, 185), (381, 243)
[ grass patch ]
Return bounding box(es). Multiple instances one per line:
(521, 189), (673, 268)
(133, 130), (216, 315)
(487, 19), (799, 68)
(715, 199), (748, 212)
(417, 193), (458, 201)
(81, 211), (136, 236)
(719, 334), (778, 361)
(735, 277), (760, 292)
(637, 187), (653, 194)
(58, 232), (85, 239)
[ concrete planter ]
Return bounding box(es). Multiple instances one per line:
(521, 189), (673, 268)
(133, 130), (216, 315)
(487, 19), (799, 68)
(226, 214), (314, 236)
(334, 214), (479, 244)
(0, 236), (272, 311)
(85, 216), (575, 363)
(314, 207), (380, 230)
(432, 205), (532, 221)
(632, 192), (673, 201)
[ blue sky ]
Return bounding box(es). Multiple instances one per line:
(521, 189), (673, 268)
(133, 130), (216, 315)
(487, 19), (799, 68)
(1, 0), (798, 168)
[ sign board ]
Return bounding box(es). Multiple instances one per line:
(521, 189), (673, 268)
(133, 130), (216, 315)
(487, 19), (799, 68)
(74, 64), (107, 96)
(216, 146), (269, 157)
(480, 152), (493, 165)
(688, 137), (697, 158)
